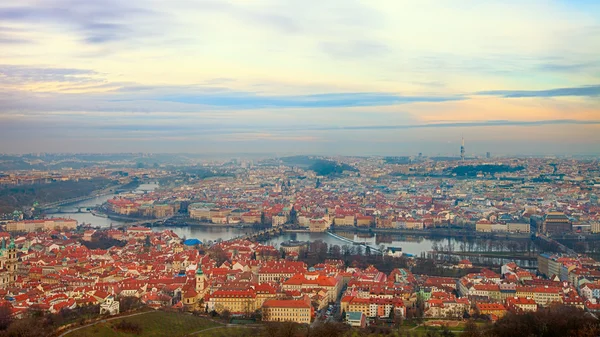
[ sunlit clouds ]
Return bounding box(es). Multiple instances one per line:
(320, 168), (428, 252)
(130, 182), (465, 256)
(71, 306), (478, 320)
(0, 0), (599, 154)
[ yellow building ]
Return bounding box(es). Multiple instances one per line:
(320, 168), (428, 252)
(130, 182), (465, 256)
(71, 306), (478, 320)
(507, 222), (530, 233)
(262, 297), (312, 324)
(6, 218), (77, 232)
(207, 289), (257, 314)
(309, 219), (329, 232)
(475, 219), (493, 232)
(347, 297), (370, 317)
(334, 216), (355, 227)
(476, 303), (507, 318)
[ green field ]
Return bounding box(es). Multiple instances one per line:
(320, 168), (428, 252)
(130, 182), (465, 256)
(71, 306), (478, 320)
(64, 311), (221, 337)
(193, 326), (261, 337)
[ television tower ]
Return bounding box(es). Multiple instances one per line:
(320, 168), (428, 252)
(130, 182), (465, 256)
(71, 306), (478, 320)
(460, 137), (465, 161)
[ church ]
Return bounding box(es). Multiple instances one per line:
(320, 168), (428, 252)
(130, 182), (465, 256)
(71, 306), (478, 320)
(0, 238), (18, 287)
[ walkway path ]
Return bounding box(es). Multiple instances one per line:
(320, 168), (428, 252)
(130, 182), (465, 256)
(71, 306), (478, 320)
(57, 311), (152, 337)
(186, 324), (254, 336)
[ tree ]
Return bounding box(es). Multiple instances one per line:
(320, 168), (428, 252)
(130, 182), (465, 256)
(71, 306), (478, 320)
(221, 309), (231, 322)
(263, 322), (298, 337)
(365, 246), (371, 256)
(4, 317), (40, 336)
(119, 296), (142, 312)
(0, 303), (12, 330)
(462, 320), (481, 337)
(490, 305), (600, 337)
(440, 324), (455, 337)
(310, 322), (349, 337)
(208, 245), (228, 266)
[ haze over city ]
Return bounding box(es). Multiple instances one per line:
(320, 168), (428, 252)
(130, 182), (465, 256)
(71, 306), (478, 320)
(1, 0), (599, 155)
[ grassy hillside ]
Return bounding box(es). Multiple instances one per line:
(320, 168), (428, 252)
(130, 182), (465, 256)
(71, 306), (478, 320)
(64, 311), (220, 337)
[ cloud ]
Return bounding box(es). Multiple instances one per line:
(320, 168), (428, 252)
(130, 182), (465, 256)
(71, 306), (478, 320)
(154, 92), (464, 109)
(192, 0), (301, 34)
(0, 65), (99, 84)
(319, 40), (390, 59)
(0, 0), (153, 44)
(537, 62), (598, 73)
(476, 85), (600, 98)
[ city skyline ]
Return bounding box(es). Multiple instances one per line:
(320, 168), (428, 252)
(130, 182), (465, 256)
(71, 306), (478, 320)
(1, 0), (599, 154)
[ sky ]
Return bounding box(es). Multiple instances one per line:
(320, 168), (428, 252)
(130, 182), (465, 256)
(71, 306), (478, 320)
(0, 0), (599, 156)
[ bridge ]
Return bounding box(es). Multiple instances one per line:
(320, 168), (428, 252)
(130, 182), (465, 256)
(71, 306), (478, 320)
(112, 216), (175, 229)
(43, 207), (91, 214)
(536, 233), (576, 256)
(224, 226), (285, 243)
(39, 193), (110, 210)
(326, 231), (383, 253)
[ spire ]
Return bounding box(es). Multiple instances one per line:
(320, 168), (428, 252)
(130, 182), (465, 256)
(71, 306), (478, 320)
(8, 238), (15, 250)
(196, 265), (203, 275)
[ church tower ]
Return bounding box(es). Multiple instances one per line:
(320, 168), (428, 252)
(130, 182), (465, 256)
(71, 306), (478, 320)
(6, 239), (18, 285)
(195, 265), (206, 293)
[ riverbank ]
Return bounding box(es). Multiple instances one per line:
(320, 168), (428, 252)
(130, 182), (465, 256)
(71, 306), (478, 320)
(435, 250), (538, 261)
(345, 227), (532, 240)
(155, 219), (532, 240)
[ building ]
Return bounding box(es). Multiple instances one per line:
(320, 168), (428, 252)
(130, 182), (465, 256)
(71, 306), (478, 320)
(99, 296), (120, 315)
(542, 211), (571, 235)
(591, 222), (600, 234)
(346, 311), (367, 328)
(282, 273), (341, 302)
(476, 303), (507, 318)
(505, 297), (537, 312)
(309, 219), (329, 232)
(6, 218), (77, 232)
(188, 203), (212, 220)
(272, 215), (287, 227)
(107, 198), (139, 215)
(334, 215), (355, 227)
(386, 247), (403, 258)
(0, 239), (18, 287)
(537, 253), (568, 279)
(475, 219), (493, 232)
(280, 241), (309, 255)
(460, 137), (465, 161)
(507, 222), (530, 233)
(356, 216), (373, 227)
(206, 289), (256, 314)
(262, 297), (312, 324)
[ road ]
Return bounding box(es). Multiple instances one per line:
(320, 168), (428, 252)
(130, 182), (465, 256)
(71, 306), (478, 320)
(57, 311), (152, 337)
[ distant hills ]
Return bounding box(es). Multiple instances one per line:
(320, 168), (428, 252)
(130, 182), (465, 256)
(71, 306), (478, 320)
(280, 156), (358, 176)
(451, 164), (525, 177)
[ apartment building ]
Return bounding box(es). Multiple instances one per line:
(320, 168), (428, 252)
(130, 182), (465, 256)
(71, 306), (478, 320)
(262, 297), (312, 324)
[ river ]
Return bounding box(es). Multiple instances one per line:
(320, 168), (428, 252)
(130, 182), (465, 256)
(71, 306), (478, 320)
(46, 183), (536, 263)
(46, 183), (160, 227)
